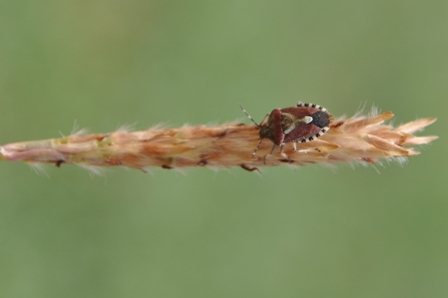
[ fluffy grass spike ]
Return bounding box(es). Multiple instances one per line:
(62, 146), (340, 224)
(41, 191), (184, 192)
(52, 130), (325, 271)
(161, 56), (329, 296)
(0, 108), (437, 173)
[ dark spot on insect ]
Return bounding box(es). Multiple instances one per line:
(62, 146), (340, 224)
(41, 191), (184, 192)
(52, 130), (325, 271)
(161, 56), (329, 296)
(162, 164), (173, 169)
(240, 164), (260, 172)
(55, 160), (64, 168)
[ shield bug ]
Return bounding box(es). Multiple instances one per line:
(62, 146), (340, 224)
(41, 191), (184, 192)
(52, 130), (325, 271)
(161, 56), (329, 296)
(240, 102), (331, 161)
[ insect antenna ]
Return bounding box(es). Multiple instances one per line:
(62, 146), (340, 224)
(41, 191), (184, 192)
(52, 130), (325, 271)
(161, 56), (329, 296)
(239, 104), (260, 126)
(251, 138), (263, 160)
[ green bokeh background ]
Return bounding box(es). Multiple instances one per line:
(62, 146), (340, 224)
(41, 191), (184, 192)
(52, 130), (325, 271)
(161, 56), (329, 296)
(0, 1), (446, 297)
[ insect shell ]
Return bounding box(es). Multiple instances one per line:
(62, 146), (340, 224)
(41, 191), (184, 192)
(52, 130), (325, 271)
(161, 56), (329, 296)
(240, 102), (332, 160)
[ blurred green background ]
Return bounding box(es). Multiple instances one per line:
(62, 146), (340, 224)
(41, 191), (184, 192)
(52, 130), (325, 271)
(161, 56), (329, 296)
(0, 1), (446, 297)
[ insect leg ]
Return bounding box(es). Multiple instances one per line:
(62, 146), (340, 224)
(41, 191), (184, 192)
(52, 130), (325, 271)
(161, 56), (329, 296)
(279, 144), (291, 163)
(293, 141), (328, 157)
(263, 144), (277, 164)
(258, 114), (270, 126)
